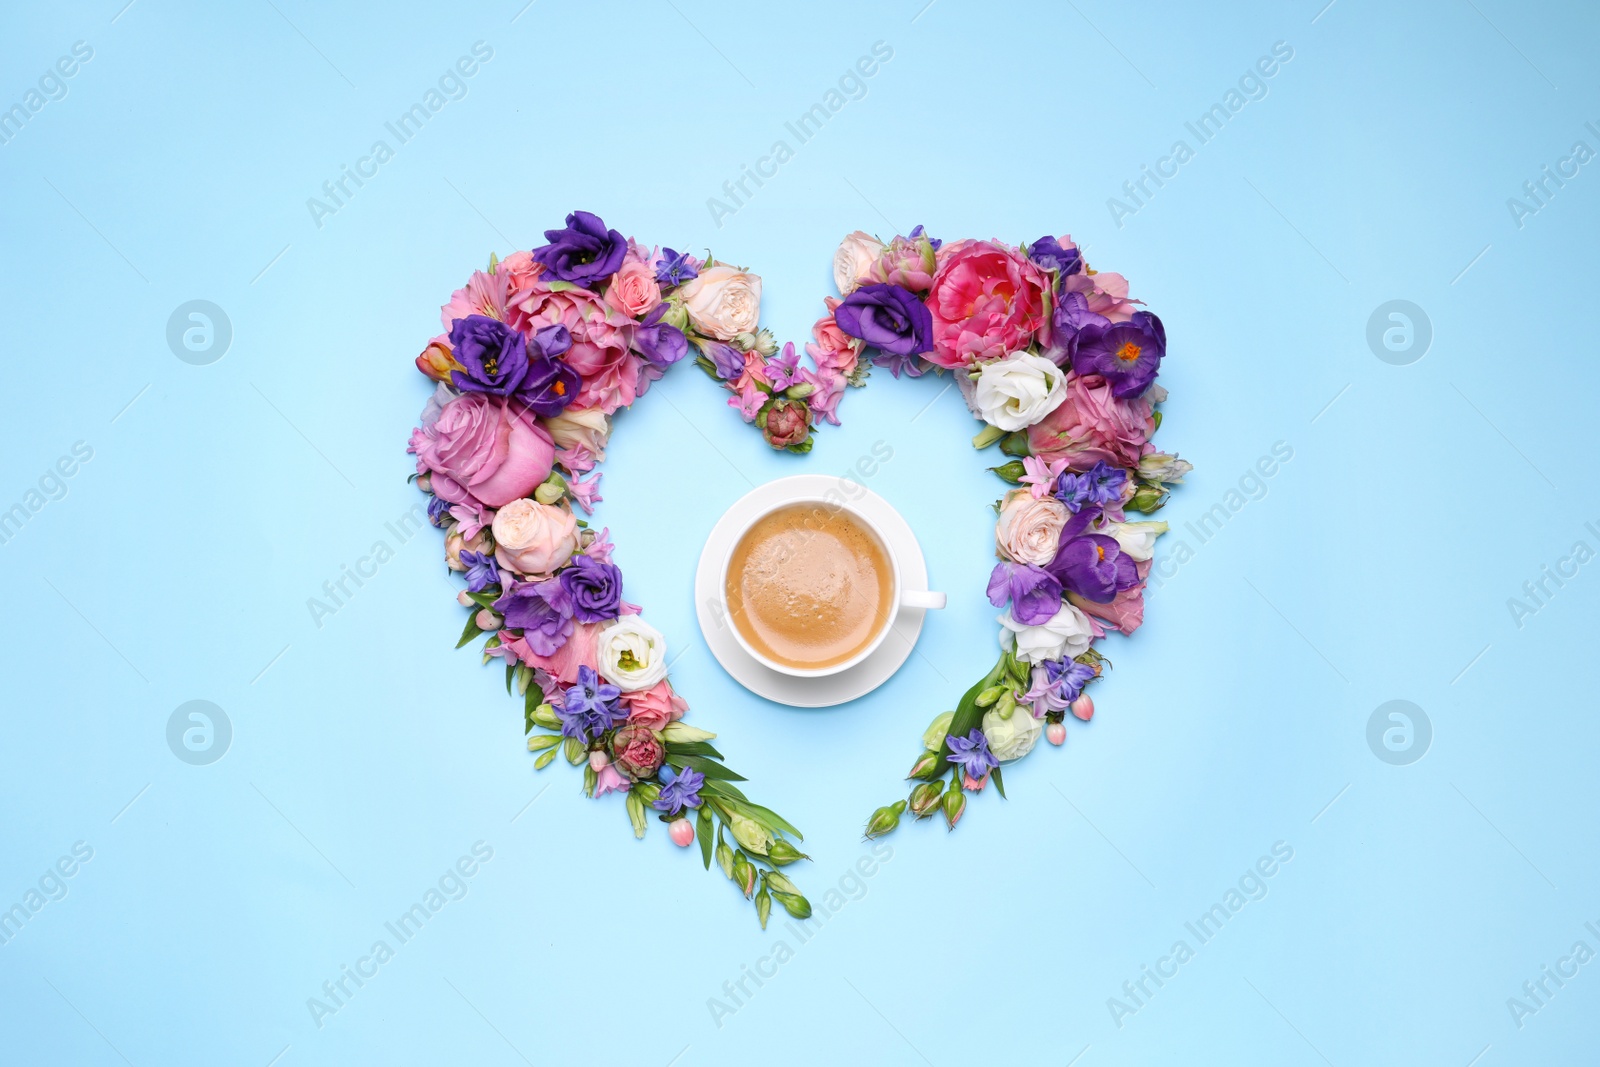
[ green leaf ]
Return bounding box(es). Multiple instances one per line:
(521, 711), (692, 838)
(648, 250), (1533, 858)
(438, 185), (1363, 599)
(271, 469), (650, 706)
(665, 740), (725, 760)
(456, 613), (484, 649)
(696, 806), (714, 870)
(739, 802), (804, 842)
(505, 662), (515, 697)
(700, 779), (750, 803)
(467, 590), (500, 609)
(941, 662), (1005, 761)
(523, 682), (545, 735)
(666, 754), (747, 782)
(991, 764), (1007, 800)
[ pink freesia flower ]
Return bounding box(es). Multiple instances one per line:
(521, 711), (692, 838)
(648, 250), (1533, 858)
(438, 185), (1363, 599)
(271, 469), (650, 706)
(593, 763), (630, 797)
(729, 380), (766, 422)
(802, 367), (847, 426)
(569, 471), (603, 514)
(583, 527), (616, 564)
(925, 240), (1049, 368)
(448, 502), (492, 540)
(621, 680), (689, 730)
(1019, 455), (1069, 500)
(556, 443), (599, 475)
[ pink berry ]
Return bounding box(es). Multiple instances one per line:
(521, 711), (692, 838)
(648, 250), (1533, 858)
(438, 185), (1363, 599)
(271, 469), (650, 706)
(1046, 722), (1067, 746)
(588, 750), (609, 772)
(669, 819), (696, 847)
(1071, 694), (1095, 721)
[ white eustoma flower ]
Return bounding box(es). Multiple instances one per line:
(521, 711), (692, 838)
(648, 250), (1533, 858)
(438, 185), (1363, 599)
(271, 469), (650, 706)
(972, 351), (1069, 431)
(596, 615), (669, 692)
(1103, 520), (1169, 562)
(998, 603), (1094, 664)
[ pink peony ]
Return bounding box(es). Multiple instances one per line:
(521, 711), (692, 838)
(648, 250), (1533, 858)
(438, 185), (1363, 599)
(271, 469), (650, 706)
(603, 257), (663, 319)
(1027, 374), (1154, 471)
(621, 680), (689, 731)
(925, 240), (1049, 369)
(410, 392), (554, 510)
(514, 284), (642, 414)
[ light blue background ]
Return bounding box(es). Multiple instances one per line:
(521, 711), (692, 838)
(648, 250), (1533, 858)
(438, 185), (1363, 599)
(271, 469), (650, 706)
(2, 0), (1597, 1064)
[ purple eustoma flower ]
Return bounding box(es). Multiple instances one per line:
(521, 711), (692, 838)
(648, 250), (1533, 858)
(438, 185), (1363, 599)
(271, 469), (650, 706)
(1070, 310), (1165, 399)
(987, 562), (1064, 626)
(558, 554), (624, 623)
(652, 763), (705, 815)
(835, 283), (933, 357)
(633, 304), (688, 367)
(531, 210), (628, 289)
(493, 579), (574, 656)
(1046, 534), (1140, 604)
(448, 315), (530, 397)
(946, 729), (998, 780)
(557, 664), (627, 743)
(654, 247), (699, 287)
(459, 549), (500, 593)
(1028, 235), (1082, 279)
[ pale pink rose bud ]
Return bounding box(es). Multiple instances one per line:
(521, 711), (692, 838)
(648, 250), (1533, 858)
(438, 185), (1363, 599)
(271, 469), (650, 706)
(1071, 694), (1094, 721)
(669, 819), (696, 847)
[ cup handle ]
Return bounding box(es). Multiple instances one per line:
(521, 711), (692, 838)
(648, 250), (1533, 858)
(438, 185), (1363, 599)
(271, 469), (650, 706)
(900, 589), (947, 611)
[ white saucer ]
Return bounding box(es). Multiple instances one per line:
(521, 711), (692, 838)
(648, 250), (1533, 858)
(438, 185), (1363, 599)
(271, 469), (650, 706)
(694, 475), (937, 708)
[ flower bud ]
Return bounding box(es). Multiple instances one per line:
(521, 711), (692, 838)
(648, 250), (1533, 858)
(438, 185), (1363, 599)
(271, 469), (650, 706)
(732, 853), (757, 897)
(994, 690), (1017, 719)
(971, 424), (1006, 449)
(415, 341), (460, 383)
(658, 298), (689, 331)
(909, 780), (945, 819)
(1071, 693), (1095, 721)
(942, 785), (967, 830)
(753, 328), (779, 357)
(526, 734), (562, 752)
(1046, 722), (1067, 746)
(662, 722), (717, 743)
(728, 812), (774, 855)
(669, 818), (696, 848)
(767, 839), (809, 866)
(998, 430), (1031, 457)
(534, 473), (568, 505)
(625, 790), (648, 839)
(456, 590), (474, 607)
(921, 712), (954, 753)
(975, 685), (1006, 708)
(633, 781), (662, 804)
(416, 474), (432, 494)
(588, 750), (609, 772)
(716, 842), (735, 879)
(905, 750), (939, 779)
(474, 609), (501, 633)
(864, 799), (907, 839)
(1128, 484), (1167, 513)
(532, 703), (560, 729)
(988, 460), (1027, 484)
(773, 891), (812, 920)
(784, 382), (817, 399)
(755, 885), (772, 929)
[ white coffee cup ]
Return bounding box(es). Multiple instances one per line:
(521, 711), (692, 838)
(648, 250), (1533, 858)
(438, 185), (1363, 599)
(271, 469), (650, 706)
(718, 494), (946, 678)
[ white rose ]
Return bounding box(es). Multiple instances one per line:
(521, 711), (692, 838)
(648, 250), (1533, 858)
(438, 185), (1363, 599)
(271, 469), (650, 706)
(596, 614), (669, 692)
(832, 230), (885, 296)
(1103, 520), (1168, 562)
(544, 406), (610, 459)
(998, 603), (1094, 664)
(982, 705), (1043, 761)
(678, 265), (762, 340)
(972, 351), (1068, 431)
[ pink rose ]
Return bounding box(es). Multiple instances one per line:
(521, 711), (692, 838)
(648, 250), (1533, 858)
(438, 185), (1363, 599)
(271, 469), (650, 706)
(498, 250), (547, 306)
(1027, 374), (1154, 471)
(995, 488), (1069, 566)
(410, 392), (554, 510)
(603, 257), (662, 319)
(622, 680), (688, 731)
(514, 284), (642, 414)
(492, 498), (578, 577)
(925, 240), (1049, 369)
(805, 297), (864, 373)
(1070, 560), (1150, 635)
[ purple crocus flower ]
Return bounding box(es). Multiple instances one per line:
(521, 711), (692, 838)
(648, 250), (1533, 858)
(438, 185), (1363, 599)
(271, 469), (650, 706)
(699, 339), (746, 381)
(651, 763), (705, 815)
(1028, 235), (1082, 279)
(1070, 310), (1165, 399)
(448, 314), (530, 396)
(835, 283), (933, 357)
(946, 729), (998, 780)
(987, 562), (1063, 626)
(513, 324), (580, 417)
(493, 579), (574, 656)
(557, 664), (627, 743)
(1051, 289), (1110, 347)
(1046, 534), (1139, 604)
(557, 554), (624, 623)
(459, 549), (500, 593)
(633, 304), (687, 367)
(531, 210), (628, 288)
(654, 247), (699, 287)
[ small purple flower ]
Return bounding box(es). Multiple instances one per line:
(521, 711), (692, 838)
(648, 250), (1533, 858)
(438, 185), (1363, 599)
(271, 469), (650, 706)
(835, 283), (933, 357)
(764, 342), (802, 390)
(986, 562), (1063, 626)
(1054, 462), (1125, 512)
(557, 664), (627, 744)
(652, 763), (705, 815)
(1044, 658), (1097, 702)
(633, 304), (687, 367)
(946, 729), (998, 780)
(870, 349), (926, 378)
(427, 495), (452, 527)
(1070, 310), (1165, 399)
(493, 579), (574, 656)
(700, 339), (746, 381)
(531, 210), (628, 289)
(513, 324), (580, 417)
(1052, 471), (1096, 513)
(459, 549), (500, 593)
(449, 315), (530, 396)
(654, 247), (699, 287)
(908, 224), (941, 251)
(558, 554), (624, 623)
(1046, 534), (1140, 604)
(1027, 235), (1082, 279)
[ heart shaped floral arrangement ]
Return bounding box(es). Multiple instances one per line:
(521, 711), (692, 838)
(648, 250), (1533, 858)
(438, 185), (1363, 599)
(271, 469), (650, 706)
(405, 211), (1188, 922)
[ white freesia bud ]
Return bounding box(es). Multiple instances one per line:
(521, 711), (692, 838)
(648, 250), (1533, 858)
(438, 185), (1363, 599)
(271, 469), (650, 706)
(1102, 520), (1168, 562)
